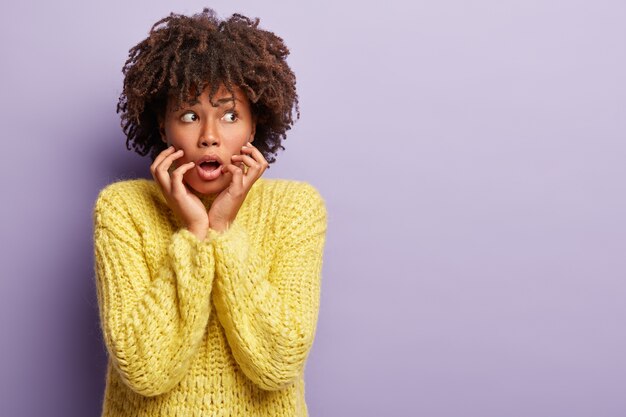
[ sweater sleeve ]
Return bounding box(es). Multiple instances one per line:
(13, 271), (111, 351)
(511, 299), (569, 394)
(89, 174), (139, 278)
(207, 183), (327, 391)
(93, 187), (215, 397)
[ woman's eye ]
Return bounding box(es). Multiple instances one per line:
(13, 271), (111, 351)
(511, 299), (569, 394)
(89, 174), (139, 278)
(223, 111), (238, 123)
(180, 112), (198, 123)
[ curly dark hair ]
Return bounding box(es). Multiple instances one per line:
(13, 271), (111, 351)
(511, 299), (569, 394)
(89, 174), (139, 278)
(116, 7), (300, 164)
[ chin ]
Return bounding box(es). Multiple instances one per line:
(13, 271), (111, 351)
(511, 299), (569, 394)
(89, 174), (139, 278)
(185, 174), (229, 196)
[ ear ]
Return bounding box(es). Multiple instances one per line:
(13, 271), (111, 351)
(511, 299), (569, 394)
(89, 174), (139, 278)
(249, 115), (257, 143)
(157, 116), (167, 144)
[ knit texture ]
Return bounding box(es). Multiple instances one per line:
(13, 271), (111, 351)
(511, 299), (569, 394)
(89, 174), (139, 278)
(92, 177), (327, 417)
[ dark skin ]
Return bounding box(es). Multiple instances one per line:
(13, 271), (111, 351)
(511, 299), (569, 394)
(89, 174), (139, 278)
(118, 9), (300, 165)
(118, 9), (299, 239)
(150, 84), (269, 240)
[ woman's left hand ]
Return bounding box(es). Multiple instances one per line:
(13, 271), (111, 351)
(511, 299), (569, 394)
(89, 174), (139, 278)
(208, 142), (269, 233)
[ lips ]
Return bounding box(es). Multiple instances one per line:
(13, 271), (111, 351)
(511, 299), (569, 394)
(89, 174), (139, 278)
(196, 154), (223, 172)
(195, 154), (223, 181)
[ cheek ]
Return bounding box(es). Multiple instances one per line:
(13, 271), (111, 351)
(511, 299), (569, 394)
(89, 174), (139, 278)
(223, 135), (247, 152)
(163, 126), (179, 145)
(165, 127), (193, 149)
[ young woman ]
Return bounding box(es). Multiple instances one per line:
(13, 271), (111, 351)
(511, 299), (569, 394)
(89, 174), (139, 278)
(93, 8), (327, 417)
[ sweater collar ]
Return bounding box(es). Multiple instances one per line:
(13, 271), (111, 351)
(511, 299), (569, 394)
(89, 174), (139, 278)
(149, 179), (217, 210)
(150, 178), (264, 210)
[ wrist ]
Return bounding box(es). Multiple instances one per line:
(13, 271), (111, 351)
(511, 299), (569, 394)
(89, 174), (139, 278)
(209, 220), (231, 233)
(187, 223), (208, 240)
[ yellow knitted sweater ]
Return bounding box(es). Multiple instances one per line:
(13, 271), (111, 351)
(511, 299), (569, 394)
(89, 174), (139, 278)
(92, 177), (327, 417)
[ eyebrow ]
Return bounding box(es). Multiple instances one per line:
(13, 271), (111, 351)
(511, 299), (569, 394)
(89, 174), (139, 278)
(176, 96), (241, 110)
(214, 97), (241, 106)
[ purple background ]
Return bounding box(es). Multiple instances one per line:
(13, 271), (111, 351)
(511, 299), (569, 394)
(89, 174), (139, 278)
(1, 1), (625, 416)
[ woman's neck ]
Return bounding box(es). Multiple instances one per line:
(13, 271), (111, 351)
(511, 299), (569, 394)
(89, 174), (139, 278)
(194, 189), (218, 208)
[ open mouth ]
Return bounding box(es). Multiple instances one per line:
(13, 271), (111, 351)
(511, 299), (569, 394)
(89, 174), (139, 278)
(199, 160), (221, 172)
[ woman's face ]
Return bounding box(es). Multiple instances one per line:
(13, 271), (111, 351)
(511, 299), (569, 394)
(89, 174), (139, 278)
(158, 84), (256, 196)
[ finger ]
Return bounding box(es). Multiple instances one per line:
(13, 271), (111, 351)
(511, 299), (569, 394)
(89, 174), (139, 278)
(231, 154), (259, 188)
(233, 155), (265, 190)
(241, 143), (269, 170)
(150, 146), (176, 177)
(238, 144), (268, 187)
(154, 149), (184, 194)
(221, 164), (245, 197)
(158, 149), (184, 171)
(231, 154), (258, 170)
(171, 161), (196, 198)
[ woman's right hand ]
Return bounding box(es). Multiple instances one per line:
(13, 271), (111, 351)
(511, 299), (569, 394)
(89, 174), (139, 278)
(151, 146), (209, 240)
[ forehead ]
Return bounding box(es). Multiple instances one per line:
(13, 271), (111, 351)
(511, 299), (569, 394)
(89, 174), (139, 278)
(170, 83), (248, 108)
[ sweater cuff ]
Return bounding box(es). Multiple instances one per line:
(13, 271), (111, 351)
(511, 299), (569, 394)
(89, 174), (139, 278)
(170, 227), (214, 272)
(207, 221), (259, 278)
(206, 221), (247, 248)
(175, 226), (208, 244)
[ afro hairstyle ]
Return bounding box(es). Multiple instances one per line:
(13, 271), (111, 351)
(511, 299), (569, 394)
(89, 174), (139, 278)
(116, 7), (300, 164)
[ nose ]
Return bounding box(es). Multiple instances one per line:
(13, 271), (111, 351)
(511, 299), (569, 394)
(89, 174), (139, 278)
(198, 118), (219, 148)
